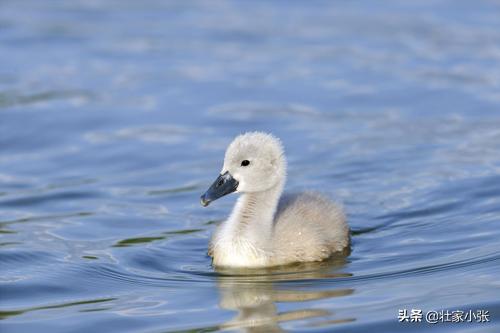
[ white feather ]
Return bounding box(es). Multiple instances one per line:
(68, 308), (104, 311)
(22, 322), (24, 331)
(208, 132), (350, 267)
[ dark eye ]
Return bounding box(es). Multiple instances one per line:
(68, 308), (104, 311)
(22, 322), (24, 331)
(241, 160), (250, 167)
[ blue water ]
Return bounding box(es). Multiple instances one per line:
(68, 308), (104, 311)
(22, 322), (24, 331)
(1, 1), (500, 332)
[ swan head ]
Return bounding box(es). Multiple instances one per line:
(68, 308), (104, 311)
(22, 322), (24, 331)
(201, 132), (287, 207)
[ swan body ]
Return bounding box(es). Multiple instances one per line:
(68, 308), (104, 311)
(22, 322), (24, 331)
(201, 132), (349, 267)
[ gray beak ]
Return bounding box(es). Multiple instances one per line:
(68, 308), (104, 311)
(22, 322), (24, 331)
(200, 171), (239, 207)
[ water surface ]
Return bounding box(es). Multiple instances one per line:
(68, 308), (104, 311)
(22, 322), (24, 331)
(1, 0), (500, 332)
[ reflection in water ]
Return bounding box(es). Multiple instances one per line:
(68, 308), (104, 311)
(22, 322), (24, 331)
(215, 258), (355, 332)
(0, 298), (116, 320)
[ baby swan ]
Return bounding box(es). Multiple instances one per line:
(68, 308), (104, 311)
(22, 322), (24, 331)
(201, 132), (349, 268)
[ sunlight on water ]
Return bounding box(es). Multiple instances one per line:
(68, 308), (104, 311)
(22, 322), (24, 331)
(1, 0), (500, 332)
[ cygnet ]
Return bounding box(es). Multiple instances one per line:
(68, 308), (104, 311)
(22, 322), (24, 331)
(201, 132), (349, 267)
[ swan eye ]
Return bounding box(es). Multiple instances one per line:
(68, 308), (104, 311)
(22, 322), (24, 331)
(241, 160), (250, 167)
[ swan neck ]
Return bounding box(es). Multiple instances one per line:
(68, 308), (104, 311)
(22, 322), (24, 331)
(229, 181), (284, 240)
(212, 180), (285, 266)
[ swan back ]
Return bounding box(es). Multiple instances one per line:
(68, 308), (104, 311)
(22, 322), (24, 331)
(273, 192), (349, 264)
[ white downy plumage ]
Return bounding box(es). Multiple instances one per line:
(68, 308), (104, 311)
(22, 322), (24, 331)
(202, 132), (350, 267)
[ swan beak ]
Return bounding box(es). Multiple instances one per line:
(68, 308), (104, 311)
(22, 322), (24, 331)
(200, 171), (239, 207)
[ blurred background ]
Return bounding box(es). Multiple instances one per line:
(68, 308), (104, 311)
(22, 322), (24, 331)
(1, 1), (499, 332)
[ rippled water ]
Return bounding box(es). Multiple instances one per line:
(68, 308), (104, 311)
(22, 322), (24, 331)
(1, 1), (500, 332)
